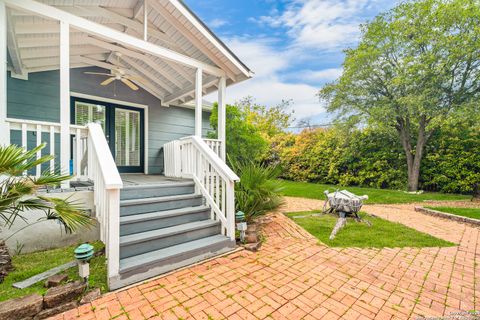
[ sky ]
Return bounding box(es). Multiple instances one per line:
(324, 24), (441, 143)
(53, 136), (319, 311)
(184, 0), (399, 125)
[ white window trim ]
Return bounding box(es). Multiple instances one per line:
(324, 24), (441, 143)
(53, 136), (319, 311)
(71, 91), (149, 174)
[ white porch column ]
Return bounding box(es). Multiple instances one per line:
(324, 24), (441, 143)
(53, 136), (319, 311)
(60, 21), (70, 177)
(218, 76), (226, 161)
(195, 68), (203, 137)
(0, 2), (10, 146)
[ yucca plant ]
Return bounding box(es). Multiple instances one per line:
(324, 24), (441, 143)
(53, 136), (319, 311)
(230, 158), (284, 223)
(0, 143), (93, 235)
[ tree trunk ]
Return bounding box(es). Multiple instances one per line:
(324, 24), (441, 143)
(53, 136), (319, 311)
(397, 116), (429, 192)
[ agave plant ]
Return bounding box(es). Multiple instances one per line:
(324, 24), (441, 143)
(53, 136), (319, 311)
(0, 143), (93, 235)
(230, 158), (284, 223)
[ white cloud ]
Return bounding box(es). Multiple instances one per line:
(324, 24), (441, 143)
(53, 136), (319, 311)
(205, 0), (396, 122)
(208, 18), (228, 28)
(257, 0), (381, 50)
(206, 37), (325, 120)
(302, 68), (343, 82)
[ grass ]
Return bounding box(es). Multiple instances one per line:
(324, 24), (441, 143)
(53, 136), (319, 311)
(0, 241), (106, 302)
(285, 211), (455, 248)
(280, 180), (470, 204)
(425, 206), (480, 220)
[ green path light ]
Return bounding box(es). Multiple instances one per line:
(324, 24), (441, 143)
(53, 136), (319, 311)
(74, 243), (94, 283)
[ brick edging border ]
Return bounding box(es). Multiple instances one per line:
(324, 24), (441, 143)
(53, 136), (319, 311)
(414, 206), (480, 227)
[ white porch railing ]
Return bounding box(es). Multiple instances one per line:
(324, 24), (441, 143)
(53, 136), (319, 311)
(6, 117), (88, 179)
(164, 136), (239, 240)
(203, 138), (222, 158)
(87, 123), (123, 282)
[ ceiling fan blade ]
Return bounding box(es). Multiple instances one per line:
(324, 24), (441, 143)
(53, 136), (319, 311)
(121, 78), (139, 91)
(84, 72), (114, 76)
(124, 75), (147, 83)
(100, 77), (116, 86)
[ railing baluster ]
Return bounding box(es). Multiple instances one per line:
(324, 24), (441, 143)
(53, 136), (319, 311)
(164, 136), (238, 240)
(49, 125), (55, 174)
(36, 124), (42, 177)
(75, 128), (81, 178)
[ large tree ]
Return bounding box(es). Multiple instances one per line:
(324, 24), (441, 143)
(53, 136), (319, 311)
(320, 0), (480, 191)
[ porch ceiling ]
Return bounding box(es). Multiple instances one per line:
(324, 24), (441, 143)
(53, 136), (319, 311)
(5, 0), (253, 106)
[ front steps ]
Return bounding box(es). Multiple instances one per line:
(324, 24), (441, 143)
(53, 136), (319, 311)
(109, 180), (235, 290)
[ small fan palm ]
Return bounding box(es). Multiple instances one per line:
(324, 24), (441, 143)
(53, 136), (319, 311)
(0, 143), (93, 235)
(230, 157), (284, 223)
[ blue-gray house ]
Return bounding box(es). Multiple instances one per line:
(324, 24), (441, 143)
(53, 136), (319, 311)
(0, 0), (252, 289)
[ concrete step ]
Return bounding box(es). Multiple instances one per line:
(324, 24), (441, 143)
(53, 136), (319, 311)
(120, 205), (211, 236)
(120, 181), (195, 200)
(111, 235), (236, 290)
(120, 193), (204, 216)
(119, 220), (221, 259)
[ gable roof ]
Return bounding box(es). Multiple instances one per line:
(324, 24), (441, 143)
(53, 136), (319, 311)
(6, 0), (252, 106)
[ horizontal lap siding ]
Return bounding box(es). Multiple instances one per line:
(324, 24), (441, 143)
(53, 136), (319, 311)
(7, 71), (60, 122)
(148, 107), (211, 174)
(7, 68), (212, 174)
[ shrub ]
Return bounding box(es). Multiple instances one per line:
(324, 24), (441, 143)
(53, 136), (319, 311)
(230, 159), (284, 223)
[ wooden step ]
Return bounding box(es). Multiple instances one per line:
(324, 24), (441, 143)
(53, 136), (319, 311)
(120, 193), (204, 216)
(120, 181), (195, 200)
(120, 205), (211, 236)
(119, 220), (221, 259)
(110, 235), (235, 290)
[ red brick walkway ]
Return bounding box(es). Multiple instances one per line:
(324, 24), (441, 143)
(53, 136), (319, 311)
(51, 198), (480, 320)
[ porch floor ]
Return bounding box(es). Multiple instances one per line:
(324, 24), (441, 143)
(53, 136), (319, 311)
(120, 174), (190, 186)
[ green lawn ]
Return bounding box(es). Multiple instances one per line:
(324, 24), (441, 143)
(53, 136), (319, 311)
(286, 211), (455, 248)
(0, 241), (106, 302)
(280, 180), (470, 204)
(425, 206), (480, 220)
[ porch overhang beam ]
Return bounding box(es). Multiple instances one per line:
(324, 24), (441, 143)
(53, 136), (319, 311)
(169, 0), (253, 79)
(58, 5), (178, 50)
(117, 55), (174, 94)
(2, 0), (226, 78)
(148, 1), (237, 81)
(6, 9), (26, 77)
(85, 36), (185, 89)
(164, 76), (219, 105)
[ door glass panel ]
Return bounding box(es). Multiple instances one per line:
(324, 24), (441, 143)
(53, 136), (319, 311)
(74, 101), (106, 130)
(115, 109), (140, 167)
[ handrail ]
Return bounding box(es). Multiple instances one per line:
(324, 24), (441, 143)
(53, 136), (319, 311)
(87, 123), (123, 189)
(172, 136), (238, 240)
(87, 123), (122, 283)
(184, 136), (239, 182)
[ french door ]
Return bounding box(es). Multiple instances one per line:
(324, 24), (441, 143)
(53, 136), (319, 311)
(71, 97), (145, 173)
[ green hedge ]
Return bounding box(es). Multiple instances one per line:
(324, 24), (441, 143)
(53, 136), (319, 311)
(269, 120), (479, 194)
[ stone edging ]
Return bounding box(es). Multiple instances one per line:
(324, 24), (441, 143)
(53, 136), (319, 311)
(414, 206), (480, 227)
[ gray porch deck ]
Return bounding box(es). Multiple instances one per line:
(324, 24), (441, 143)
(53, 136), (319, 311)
(120, 174), (190, 186)
(67, 174), (190, 191)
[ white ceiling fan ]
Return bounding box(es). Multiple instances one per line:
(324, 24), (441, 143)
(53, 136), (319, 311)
(84, 68), (141, 91)
(84, 53), (144, 91)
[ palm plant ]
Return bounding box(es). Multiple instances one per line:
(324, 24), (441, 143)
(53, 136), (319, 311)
(230, 158), (284, 223)
(0, 143), (93, 234)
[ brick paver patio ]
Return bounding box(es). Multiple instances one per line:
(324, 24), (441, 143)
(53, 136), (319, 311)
(51, 197), (480, 320)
